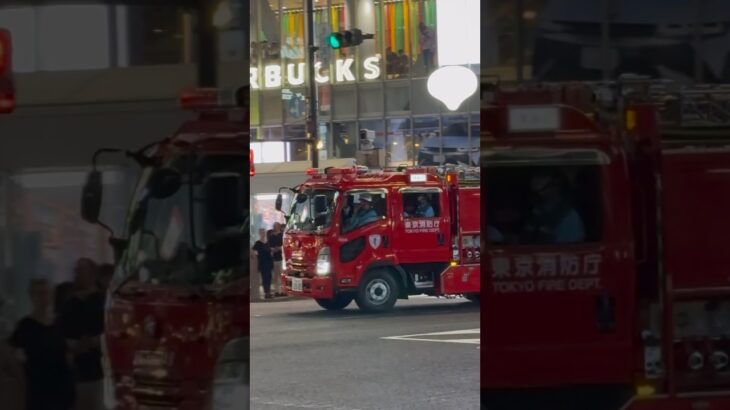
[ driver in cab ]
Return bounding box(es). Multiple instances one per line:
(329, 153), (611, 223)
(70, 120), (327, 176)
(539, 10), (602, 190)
(415, 194), (435, 217)
(343, 194), (379, 231)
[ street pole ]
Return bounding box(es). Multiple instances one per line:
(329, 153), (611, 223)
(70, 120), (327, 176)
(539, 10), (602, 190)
(306, 0), (319, 168)
(197, 0), (218, 87)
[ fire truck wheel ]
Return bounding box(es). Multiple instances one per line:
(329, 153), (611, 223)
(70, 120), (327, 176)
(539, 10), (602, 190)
(315, 294), (354, 310)
(355, 270), (399, 313)
(465, 294), (480, 303)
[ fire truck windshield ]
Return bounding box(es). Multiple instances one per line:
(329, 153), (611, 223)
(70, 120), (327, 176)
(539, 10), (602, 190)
(286, 188), (338, 233)
(114, 154), (246, 293)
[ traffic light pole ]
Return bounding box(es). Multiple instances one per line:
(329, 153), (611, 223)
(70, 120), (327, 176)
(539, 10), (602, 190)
(197, 0), (218, 87)
(306, 0), (319, 168)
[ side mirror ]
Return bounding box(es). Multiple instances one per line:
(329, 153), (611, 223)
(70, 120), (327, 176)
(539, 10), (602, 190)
(275, 193), (283, 212)
(81, 170), (103, 223)
(206, 175), (243, 229)
(314, 195), (327, 214)
(148, 168), (182, 199)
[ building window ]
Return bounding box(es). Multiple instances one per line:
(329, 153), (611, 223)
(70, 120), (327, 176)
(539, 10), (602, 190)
(413, 116), (439, 166)
(122, 5), (185, 66)
(387, 118), (413, 166)
(0, 5), (111, 72)
(332, 121), (358, 159)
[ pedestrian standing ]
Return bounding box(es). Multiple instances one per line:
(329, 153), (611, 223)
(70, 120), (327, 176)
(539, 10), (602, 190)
(419, 22), (436, 74)
(58, 258), (105, 410)
(10, 278), (75, 410)
(252, 228), (274, 299)
(268, 222), (284, 296)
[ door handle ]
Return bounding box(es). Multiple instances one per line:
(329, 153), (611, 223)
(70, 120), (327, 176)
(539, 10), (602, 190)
(383, 236), (389, 248)
(437, 233), (444, 246)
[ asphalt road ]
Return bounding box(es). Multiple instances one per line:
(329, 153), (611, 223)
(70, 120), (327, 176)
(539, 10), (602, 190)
(251, 296), (480, 410)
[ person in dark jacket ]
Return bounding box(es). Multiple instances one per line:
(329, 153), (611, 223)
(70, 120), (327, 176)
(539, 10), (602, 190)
(58, 258), (104, 410)
(267, 223), (284, 296)
(10, 278), (75, 410)
(252, 229), (274, 299)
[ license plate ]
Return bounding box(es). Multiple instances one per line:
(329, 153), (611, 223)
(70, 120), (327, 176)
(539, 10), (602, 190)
(432, 154), (445, 163)
(291, 278), (303, 292)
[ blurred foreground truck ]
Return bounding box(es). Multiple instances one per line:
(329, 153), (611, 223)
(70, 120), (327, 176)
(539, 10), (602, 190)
(481, 77), (730, 410)
(81, 88), (249, 410)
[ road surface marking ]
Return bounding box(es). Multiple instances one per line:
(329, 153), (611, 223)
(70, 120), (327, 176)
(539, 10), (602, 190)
(381, 328), (480, 345)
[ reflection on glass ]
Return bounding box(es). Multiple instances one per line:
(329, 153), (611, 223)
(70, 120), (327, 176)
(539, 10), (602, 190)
(387, 118), (413, 166)
(414, 116), (440, 166)
(332, 121), (357, 159)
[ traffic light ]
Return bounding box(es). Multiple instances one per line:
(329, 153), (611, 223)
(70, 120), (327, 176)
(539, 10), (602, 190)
(0, 28), (14, 114)
(327, 28), (374, 50)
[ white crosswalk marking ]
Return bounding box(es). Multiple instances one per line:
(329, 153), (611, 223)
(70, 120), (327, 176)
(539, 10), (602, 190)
(381, 328), (480, 344)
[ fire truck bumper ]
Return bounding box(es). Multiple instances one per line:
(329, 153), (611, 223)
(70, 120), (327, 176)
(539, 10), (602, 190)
(282, 273), (334, 299)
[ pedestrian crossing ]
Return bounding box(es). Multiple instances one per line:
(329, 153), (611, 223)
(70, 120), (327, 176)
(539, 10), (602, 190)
(381, 328), (480, 344)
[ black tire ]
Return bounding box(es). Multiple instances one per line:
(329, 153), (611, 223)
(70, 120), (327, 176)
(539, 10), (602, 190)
(315, 293), (354, 310)
(355, 270), (399, 313)
(465, 294), (480, 303)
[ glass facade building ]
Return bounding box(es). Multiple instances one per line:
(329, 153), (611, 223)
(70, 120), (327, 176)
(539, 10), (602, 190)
(250, 0), (481, 166)
(482, 0), (730, 84)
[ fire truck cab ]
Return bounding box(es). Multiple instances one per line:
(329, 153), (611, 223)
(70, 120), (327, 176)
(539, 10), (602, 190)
(277, 165), (480, 312)
(81, 87), (249, 410)
(481, 79), (730, 410)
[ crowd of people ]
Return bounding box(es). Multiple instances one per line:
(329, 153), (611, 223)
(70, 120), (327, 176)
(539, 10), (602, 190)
(1, 258), (113, 410)
(252, 222), (285, 300)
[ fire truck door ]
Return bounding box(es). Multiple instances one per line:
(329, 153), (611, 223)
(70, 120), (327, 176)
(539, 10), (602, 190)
(338, 189), (390, 265)
(483, 158), (635, 384)
(394, 188), (450, 263)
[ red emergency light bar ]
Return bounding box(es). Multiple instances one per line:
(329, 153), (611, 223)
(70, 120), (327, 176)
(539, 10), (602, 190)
(0, 28), (14, 114)
(179, 87), (244, 111)
(250, 149), (255, 176)
(0, 29), (10, 73)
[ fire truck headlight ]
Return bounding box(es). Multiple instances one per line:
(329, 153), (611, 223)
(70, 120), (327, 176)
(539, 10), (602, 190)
(316, 247), (331, 276)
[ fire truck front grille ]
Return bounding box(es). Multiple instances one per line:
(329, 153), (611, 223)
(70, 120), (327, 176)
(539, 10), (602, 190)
(131, 374), (204, 408)
(289, 259), (314, 275)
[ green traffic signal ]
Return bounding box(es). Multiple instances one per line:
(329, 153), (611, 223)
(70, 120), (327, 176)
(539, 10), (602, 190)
(328, 33), (342, 49)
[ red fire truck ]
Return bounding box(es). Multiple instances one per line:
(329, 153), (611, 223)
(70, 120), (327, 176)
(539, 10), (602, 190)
(275, 165), (481, 312)
(81, 88), (249, 410)
(481, 78), (730, 410)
